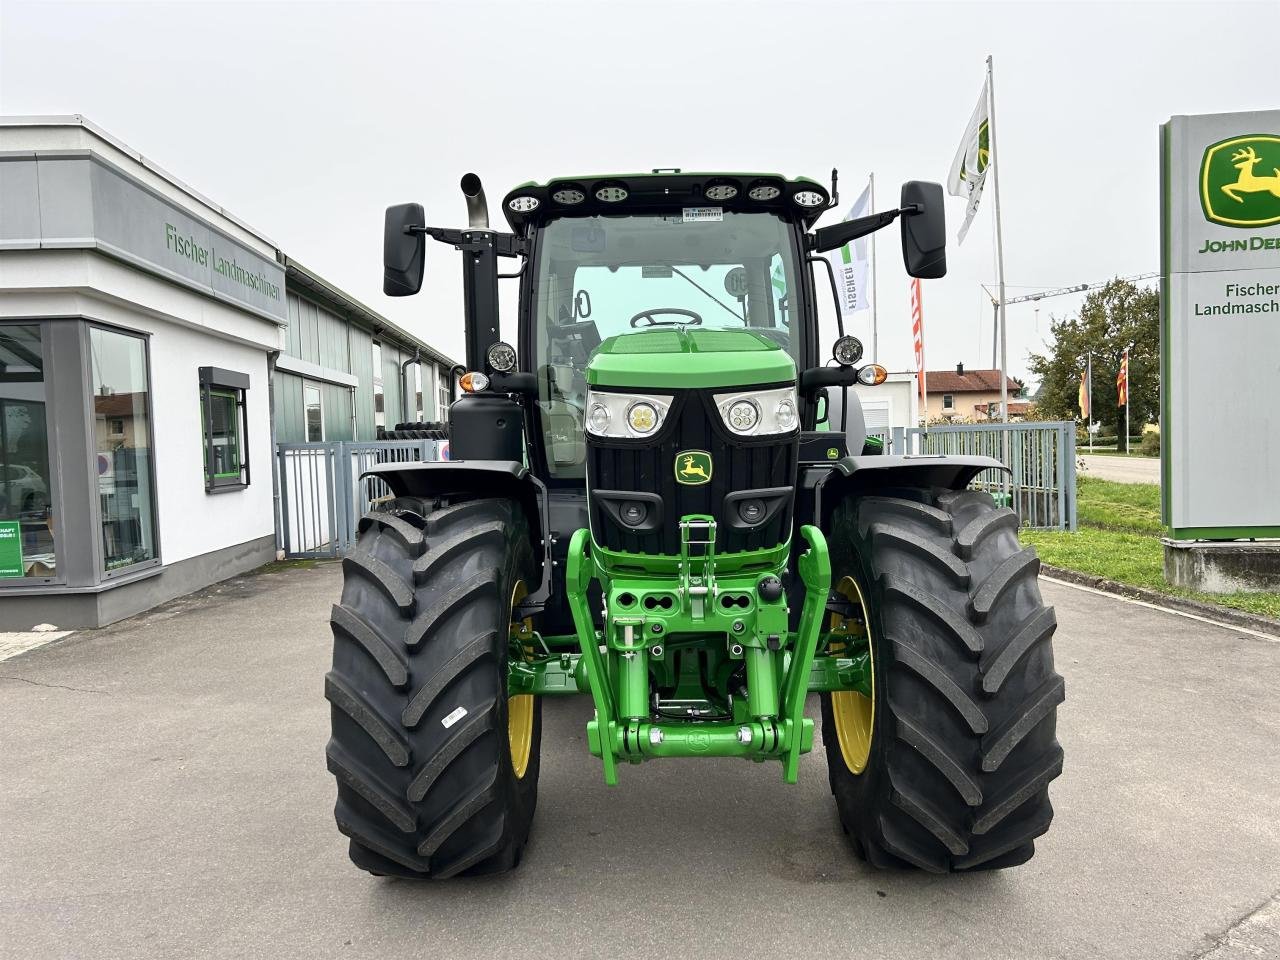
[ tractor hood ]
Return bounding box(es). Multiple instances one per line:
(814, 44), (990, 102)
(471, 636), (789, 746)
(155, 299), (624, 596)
(585, 329), (796, 389)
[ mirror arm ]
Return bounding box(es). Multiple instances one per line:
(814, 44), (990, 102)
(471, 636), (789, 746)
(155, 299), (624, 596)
(809, 206), (920, 254)
(490, 371), (537, 395)
(410, 225), (528, 258)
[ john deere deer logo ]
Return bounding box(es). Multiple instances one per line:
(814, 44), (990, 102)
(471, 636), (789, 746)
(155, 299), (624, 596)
(1200, 134), (1280, 227)
(675, 451), (713, 485)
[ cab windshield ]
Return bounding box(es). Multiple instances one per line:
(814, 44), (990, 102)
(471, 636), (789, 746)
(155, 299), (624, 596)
(529, 211), (803, 478)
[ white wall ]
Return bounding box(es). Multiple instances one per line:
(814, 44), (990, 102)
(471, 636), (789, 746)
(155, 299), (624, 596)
(852, 372), (919, 437)
(0, 250), (277, 566)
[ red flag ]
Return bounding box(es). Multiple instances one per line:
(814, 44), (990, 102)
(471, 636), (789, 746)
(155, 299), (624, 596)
(1117, 350), (1129, 405)
(1078, 366), (1089, 419)
(910, 278), (926, 400)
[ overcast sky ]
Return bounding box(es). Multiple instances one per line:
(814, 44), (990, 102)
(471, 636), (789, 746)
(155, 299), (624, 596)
(2, 0), (1275, 384)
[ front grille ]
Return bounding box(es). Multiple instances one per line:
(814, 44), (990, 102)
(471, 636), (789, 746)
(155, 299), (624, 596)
(587, 389), (798, 556)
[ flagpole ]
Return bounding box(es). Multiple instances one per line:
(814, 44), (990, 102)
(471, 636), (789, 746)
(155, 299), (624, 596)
(986, 54), (1009, 424)
(1088, 353), (1094, 453)
(1124, 348), (1130, 455)
(869, 172), (879, 363)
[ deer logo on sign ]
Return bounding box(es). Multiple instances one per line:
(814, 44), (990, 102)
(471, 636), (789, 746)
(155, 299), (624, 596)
(1199, 135), (1280, 227)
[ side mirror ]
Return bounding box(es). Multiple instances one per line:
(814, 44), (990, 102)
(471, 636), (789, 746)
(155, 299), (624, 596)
(383, 203), (426, 296)
(900, 181), (946, 279)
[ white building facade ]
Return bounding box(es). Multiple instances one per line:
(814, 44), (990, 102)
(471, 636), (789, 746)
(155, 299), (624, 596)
(0, 117), (453, 629)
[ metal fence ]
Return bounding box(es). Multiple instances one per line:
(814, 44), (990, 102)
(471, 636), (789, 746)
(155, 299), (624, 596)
(887, 421), (1077, 530)
(276, 439), (442, 558)
(276, 422), (1075, 557)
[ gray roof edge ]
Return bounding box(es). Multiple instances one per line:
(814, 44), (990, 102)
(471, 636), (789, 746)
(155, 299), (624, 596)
(1, 115), (459, 369)
(282, 257), (458, 369)
(0, 114), (283, 251)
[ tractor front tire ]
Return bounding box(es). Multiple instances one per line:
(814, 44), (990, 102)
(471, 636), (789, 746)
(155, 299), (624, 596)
(326, 496), (540, 879)
(821, 489), (1065, 872)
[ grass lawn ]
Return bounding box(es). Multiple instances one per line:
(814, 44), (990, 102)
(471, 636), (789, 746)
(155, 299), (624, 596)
(1022, 477), (1280, 621)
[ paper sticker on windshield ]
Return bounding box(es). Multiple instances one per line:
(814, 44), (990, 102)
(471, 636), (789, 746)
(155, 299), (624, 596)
(682, 207), (723, 222)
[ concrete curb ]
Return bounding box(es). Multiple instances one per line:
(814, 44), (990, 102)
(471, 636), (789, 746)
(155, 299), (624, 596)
(1040, 563), (1280, 635)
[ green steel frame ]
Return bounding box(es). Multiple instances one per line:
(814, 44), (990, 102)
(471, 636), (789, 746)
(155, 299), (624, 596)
(504, 510), (872, 786)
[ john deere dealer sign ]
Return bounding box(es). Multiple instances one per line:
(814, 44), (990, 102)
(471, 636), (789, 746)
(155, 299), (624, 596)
(1162, 111), (1280, 538)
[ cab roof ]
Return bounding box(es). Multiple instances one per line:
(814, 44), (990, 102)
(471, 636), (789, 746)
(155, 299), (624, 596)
(500, 170), (832, 232)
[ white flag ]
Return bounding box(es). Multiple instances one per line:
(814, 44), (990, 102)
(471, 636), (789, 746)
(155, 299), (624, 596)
(947, 80), (991, 244)
(826, 182), (873, 321)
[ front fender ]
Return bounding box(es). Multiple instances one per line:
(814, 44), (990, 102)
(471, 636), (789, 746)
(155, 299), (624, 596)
(816, 454), (1009, 527)
(361, 459), (546, 553)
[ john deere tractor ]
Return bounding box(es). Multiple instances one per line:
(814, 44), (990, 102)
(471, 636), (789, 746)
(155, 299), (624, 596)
(325, 170), (1064, 879)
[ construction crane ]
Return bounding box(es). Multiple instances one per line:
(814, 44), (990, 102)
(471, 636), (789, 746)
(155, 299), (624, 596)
(978, 272), (1158, 419)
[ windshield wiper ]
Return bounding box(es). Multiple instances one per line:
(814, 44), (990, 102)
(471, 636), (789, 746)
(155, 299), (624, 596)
(669, 267), (744, 323)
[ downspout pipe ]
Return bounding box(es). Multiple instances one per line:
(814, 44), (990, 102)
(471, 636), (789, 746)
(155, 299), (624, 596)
(266, 349), (284, 558)
(400, 348), (421, 426)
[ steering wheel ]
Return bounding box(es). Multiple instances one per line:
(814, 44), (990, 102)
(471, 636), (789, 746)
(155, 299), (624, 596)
(629, 308), (704, 328)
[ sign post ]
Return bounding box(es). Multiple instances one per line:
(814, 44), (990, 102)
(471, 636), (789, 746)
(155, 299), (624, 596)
(1161, 109), (1280, 591)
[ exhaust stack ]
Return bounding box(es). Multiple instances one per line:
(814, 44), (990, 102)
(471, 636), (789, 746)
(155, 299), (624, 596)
(460, 173), (489, 229)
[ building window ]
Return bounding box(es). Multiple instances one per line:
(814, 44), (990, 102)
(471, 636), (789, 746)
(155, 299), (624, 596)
(91, 326), (158, 572)
(372, 341), (385, 429)
(943, 393), (955, 411)
(0, 324), (56, 580)
(304, 382), (324, 442)
(199, 367), (250, 493)
(413, 363), (424, 423)
(438, 366), (452, 420)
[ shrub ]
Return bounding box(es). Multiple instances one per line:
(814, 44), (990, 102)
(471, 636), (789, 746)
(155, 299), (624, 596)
(1140, 431), (1160, 456)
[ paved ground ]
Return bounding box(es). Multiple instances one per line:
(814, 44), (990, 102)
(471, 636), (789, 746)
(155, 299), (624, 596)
(1080, 454), (1161, 485)
(0, 630), (73, 664)
(2, 563), (1279, 960)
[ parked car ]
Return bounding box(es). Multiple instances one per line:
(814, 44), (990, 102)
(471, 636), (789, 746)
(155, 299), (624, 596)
(0, 463), (48, 516)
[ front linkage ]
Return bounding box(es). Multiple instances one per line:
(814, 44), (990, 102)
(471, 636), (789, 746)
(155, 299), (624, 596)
(518, 516), (854, 786)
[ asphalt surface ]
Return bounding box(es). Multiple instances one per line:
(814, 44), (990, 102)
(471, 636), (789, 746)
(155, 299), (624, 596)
(2, 562), (1278, 960)
(1079, 454), (1161, 485)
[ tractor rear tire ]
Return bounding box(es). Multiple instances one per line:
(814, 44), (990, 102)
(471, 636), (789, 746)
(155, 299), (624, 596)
(326, 496), (540, 879)
(821, 488), (1065, 872)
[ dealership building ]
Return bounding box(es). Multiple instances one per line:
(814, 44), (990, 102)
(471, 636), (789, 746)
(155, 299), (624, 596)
(0, 116), (456, 630)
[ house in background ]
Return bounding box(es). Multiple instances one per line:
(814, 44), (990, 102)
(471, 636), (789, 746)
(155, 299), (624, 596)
(924, 364), (1026, 422)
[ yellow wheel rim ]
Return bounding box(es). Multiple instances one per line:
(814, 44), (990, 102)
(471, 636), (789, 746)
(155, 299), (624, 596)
(829, 575), (875, 775)
(508, 580), (535, 779)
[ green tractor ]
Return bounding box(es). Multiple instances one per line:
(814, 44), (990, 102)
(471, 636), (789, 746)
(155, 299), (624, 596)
(326, 170), (1064, 879)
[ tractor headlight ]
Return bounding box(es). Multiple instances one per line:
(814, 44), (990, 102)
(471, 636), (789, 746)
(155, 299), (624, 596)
(726, 399), (760, 433)
(714, 385), (799, 436)
(585, 389), (673, 438)
(587, 401), (612, 433)
(626, 401), (659, 435)
(832, 335), (863, 367)
(486, 340), (517, 372)
(775, 397), (798, 432)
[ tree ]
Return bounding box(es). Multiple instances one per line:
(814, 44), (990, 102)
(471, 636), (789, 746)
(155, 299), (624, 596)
(1027, 279), (1159, 451)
